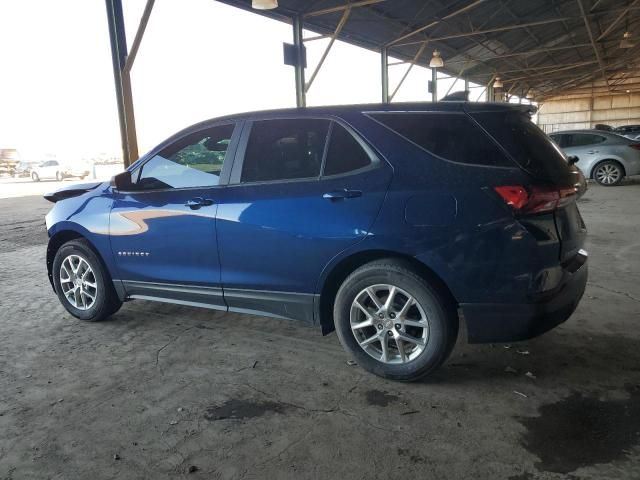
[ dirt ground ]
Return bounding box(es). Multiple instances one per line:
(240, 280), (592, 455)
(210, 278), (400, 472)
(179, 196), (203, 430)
(0, 180), (639, 479)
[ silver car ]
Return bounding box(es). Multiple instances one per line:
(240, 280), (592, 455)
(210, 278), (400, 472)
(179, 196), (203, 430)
(550, 130), (640, 186)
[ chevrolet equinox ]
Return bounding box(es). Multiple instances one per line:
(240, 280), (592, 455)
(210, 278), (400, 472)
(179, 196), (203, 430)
(44, 102), (588, 381)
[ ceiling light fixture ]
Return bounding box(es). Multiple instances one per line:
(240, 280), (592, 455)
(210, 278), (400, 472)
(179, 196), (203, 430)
(493, 76), (503, 89)
(429, 50), (444, 68)
(252, 0), (278, 9)
(620, 31), (635, 48)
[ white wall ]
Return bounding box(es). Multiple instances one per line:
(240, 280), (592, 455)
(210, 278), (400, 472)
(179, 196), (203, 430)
(537, 74), (640, 133)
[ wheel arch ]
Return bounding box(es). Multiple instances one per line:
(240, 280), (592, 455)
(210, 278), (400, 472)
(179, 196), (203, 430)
(46, 230), (121, 299)
(316, 249), (459, 335)
(590, 158), (626, 179)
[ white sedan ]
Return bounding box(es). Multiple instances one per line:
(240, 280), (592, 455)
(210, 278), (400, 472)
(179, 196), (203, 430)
(31, 160), (89, 182)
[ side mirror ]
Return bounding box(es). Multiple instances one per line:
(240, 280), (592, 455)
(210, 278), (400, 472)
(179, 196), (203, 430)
(110, 170), (135, 191)
(567, 155), (579, 165)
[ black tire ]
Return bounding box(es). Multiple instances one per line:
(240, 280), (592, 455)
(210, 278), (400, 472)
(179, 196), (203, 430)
(592, 160), (624, 186)
(334, 259), (458, 382)
(52, 239), (122, 321)
(32, 172), (39, 182)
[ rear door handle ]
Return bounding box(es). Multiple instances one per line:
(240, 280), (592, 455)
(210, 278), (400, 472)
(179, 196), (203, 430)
(586, 150), (598, 154)
(323, 189), (362, 200)
(185, 197), (214, 210)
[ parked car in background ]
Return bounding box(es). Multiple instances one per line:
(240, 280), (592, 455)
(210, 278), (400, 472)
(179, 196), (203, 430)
(31, 160), (90, 181)
(13, 161), (39, 178)
(31, 160), (65, 181)
(593, 124), (613, 132)
(614, 125), (640, 140)
(66, 161), (92, 180)
(43, 102), (588, 381)
(550, 130), (640, 186)
(0, 148), (20, 176)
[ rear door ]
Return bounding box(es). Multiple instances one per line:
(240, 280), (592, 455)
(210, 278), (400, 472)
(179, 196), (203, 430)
(215, 117), (392, 321)
(563, 133), (607, 175)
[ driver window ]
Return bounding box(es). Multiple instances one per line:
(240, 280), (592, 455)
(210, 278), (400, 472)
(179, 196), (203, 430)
(134, 123), (235, 190)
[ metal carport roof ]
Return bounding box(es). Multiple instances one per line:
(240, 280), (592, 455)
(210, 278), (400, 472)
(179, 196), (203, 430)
(105, 0), (640, 166)
(218, 0), (640, 100)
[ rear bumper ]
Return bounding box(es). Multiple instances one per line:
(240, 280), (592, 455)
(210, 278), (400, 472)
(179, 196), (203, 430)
(461, 251), (588, 343)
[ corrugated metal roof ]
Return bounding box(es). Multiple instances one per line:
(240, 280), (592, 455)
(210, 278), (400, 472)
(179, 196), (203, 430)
(217, 0), (640, 100)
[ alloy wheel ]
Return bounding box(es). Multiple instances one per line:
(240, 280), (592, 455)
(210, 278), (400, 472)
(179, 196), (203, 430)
(595, 163), (621, 185)
(59, 254), (98, 310)
(350, 284), (429, 364)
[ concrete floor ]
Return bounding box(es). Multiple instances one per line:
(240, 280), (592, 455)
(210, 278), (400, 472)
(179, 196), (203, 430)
(0, 181), (639, 479)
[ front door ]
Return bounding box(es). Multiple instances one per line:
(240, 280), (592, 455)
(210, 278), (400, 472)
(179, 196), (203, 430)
(109, 122), (239, 309)
(215, 118), (392, 321)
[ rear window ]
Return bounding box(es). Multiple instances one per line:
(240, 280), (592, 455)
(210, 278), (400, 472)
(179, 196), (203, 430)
(369, 112), (512, 167)
(471, 111), (572, 182)
(323, 123), (372, 176)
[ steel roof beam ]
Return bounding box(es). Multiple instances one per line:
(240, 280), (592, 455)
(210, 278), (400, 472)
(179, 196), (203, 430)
(304, 6), (352, 93)
(303, 0), (386, 18)
(388, 42), (428, 101)
(595, 0), (639, 41)
(444, 43), (592, 64)
(123, 0), (155, 74)
(576, 0), (610, 90)
(387, 0), (487, 47)
(394, 17), (573, 47)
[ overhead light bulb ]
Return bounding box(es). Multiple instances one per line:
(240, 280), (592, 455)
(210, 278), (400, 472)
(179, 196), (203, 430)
(620, 31), (634, 48)
(493, 76), (503, 89)
(429, 50), (444, 68)
(252, 0), (278, 9)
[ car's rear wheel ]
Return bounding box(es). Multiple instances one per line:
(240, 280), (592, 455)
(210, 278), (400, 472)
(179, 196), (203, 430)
(52, 239), (122, 321)
(32, 172), (39, 182)
(334, 259), (458, 381)
(593, 160), (624, 186)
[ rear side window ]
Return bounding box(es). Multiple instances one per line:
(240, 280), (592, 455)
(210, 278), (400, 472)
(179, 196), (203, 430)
(471, 111), (572, 182)
(550, 134), (569, 148)
(369, 112), (512, 167)
(567, 133), (606, 147)
(241, 119), (330, 183)
(323, 123), (372, 176)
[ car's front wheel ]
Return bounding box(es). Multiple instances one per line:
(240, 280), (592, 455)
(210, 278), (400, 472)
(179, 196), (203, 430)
(593, 160), (624, 186)
(334, 259), (458, 381)
(52, 239), (122, 321)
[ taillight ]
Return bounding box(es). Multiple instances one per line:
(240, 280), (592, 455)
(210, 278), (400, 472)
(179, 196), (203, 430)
(629, 143), (640, 151)
(494, 185), (577, 214)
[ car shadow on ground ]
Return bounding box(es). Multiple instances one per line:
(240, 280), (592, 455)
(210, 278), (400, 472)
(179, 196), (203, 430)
(429, 329), (640, 389)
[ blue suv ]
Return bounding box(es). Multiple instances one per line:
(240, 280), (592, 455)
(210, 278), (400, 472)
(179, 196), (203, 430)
(45, 102), (588, 381)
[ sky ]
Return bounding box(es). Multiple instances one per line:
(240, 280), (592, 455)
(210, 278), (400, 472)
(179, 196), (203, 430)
(0, 0), (492, 162)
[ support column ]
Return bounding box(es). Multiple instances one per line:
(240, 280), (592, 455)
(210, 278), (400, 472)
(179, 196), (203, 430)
(292, 16), (306, 108)
(381, 46), (389, 103)
(105, 0), (138, 167)
(431, 68), (438, 102)
(464, 77), (469, 99)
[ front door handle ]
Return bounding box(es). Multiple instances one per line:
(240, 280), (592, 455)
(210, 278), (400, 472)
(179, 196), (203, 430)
(185, 197), (214, 210)
(586, 150), (598, 154)
(323, 189), (362, 201)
